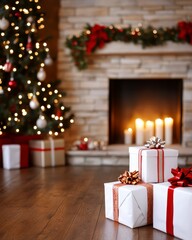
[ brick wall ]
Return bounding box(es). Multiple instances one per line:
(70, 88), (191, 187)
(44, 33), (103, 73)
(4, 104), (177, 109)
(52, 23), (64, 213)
(58, 0), (192, 149)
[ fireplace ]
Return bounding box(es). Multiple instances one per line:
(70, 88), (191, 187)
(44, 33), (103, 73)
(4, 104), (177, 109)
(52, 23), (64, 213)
(109, 78), (183, 145)
(58, 39), (192, 150)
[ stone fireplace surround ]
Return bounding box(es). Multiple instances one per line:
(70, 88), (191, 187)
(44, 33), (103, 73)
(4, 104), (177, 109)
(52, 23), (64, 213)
(62, 42), (192, 165)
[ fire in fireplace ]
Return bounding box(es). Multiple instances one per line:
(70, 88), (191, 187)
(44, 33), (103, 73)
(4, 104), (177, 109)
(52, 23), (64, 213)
(109, 79), (183, 145)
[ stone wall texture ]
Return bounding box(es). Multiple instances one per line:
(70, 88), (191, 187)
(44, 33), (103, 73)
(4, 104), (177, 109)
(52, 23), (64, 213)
(58, 0), (192, 149)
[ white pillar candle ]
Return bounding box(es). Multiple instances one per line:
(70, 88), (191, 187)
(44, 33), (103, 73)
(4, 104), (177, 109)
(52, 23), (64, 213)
(145, 120), (154, 141)
(124, 128), (133, 144)
(135, 118), (144, 145)
(164, 117), (173, 145)
(155, 118), (163, 140)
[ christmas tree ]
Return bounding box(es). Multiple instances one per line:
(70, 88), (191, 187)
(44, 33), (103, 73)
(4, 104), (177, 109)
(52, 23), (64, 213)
(0, 0), (74, 137)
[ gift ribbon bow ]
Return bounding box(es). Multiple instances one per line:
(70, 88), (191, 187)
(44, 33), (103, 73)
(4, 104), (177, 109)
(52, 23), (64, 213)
(168, 167), (192, 187)
(118, 170), (141, 185)
(145, 136), (165, 149)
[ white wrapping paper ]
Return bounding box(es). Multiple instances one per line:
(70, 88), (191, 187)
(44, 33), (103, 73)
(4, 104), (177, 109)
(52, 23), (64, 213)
(2, 144), (20, 169)
(29, 138), (65, 167)
(153, 182), (192, 240)
(129, 147), (178, 183)
(104, 181), (153, 228)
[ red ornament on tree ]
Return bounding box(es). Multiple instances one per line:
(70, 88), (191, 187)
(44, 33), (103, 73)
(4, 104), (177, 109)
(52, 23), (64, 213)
(72, 40), (78, 46)
(4, 60), (13, 72)
(10, 104), (16, 113)
(8, 77), (17, 89)
(55, 108), (62, 117)
(15, 12), (21, 18)
(26, 36), (32, 51)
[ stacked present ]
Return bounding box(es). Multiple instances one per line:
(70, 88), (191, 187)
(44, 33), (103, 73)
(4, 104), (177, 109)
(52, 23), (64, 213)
(104, 136), (192, 239)
(29, 138), (65, 167)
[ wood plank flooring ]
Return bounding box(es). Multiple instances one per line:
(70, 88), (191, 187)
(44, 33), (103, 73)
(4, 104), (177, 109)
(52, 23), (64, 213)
(0, 166), (179, 240)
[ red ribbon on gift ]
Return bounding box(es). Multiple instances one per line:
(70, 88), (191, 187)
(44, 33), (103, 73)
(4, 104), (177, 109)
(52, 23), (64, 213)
(168, 167), (192, 187)
(166, 167), (192, 236)
(138, 148), (164, 182)
(29, 147), (65, 152)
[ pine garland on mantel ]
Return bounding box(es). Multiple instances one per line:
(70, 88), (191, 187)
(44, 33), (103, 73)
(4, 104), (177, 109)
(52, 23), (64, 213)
(65, 21), (192, 70)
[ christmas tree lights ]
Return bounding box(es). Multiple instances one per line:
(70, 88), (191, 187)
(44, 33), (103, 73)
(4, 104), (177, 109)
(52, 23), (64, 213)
(0, 0), (74, 136)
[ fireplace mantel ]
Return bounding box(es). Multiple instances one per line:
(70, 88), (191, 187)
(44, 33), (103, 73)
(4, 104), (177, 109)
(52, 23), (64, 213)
(96, 41), (192, 55)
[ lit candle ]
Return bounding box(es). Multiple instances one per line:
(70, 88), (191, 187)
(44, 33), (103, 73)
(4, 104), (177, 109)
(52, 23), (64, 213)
(135, 118), (144, 145)
(155, 118), (163, 140)
(145, 120), (154, 141)
(164, 117), (173, 145)
(124, 128), (133, 144)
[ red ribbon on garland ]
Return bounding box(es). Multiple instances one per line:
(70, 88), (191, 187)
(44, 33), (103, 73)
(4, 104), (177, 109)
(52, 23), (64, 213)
(178, 21), (192, 44)
(166, 167), (192, 236)
(86, 24), (109, 54)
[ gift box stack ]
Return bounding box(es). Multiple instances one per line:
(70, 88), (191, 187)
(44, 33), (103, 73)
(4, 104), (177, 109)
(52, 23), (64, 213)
(0, 135), (65, 169)
(104, 136), (192, 240)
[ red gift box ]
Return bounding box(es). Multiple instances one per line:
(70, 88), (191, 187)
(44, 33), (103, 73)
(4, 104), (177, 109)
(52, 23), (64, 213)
(20, 144), (29, 168)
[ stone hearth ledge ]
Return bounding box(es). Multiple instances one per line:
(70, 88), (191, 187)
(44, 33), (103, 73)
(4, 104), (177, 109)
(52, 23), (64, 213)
(66, 144), (192, 166)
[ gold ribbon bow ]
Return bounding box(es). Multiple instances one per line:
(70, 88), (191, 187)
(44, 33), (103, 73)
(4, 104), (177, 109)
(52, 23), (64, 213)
(118, 170), (141, 185)
(145, 136), (165, 149)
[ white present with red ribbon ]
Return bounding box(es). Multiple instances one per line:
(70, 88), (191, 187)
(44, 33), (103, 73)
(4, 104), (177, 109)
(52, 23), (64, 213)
(2, 144), (29, 169)
(153, 181), (192, 240)
(104, 181), (153, 228)
(129, 147), (178, 183)
(29, 138), (65, 167)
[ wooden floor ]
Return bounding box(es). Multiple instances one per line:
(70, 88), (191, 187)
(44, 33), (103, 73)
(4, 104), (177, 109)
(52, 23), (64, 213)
(0, 166), (179, 240)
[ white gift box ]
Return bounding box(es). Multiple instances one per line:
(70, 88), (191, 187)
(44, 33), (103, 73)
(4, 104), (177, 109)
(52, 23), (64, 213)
(2, 144), (20, 169)
(153, 182), (192, 240)
(29, 138), (65, 167)
(129, 147), (178, 183)
(104, 181), (153, 228)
